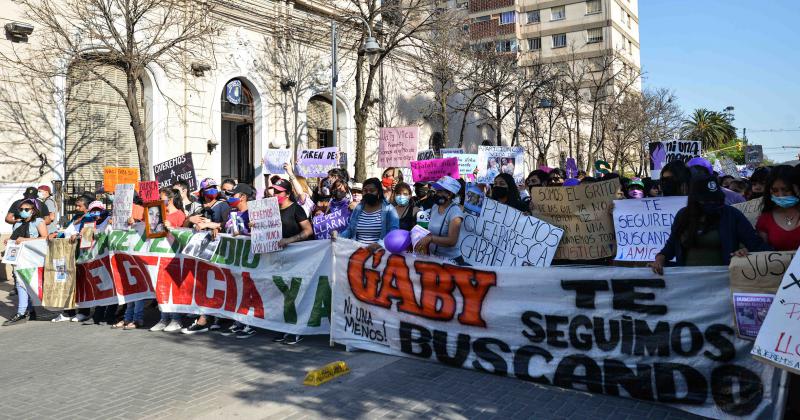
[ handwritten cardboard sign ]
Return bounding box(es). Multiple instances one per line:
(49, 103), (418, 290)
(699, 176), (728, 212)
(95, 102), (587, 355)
(443, 152), (479, 178)
(729, 251), (796, 294)
(613, 196), (687, 262)
(138, 181), (159, 202)
(745, 145), (764, 168)
(297, 147), (339, 178)
(250, 197), (282, 254)
(264, 149), (292, 175)
(530, 179), (619, 260)
(154, 153), (197, 191)
(751, 251), (800, 372)
(458, 197), (564, 267)
(720, 157), (741, 179)
(733, 198), (763, 227)
(410, 157), (460, 182)
(379, 127), (418, 168)
(476, 146), (524, 184)
(103, 167), (139, 192)
(112, 184), (135, 231)
(312, 208), (350, 240)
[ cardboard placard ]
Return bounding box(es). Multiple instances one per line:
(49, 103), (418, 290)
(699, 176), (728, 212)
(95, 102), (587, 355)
(379, 127), (419, 168)
(613, 196), (687, 262)
(264, 149), (292, 175)
(153, 153), (197, 191)
(729, 251), (796, 294)
(529, 179), (619, 260)
(752, 250), (800, 372)
(733, 198), (763, 227)
(112, 184), (135, 231)
(250, 197), (282, 253)
(103, 167), (140, 192)
(476, 146), (524, 184)
(443, 153), (479, 178)
(138, 180), (159, 202)
(663, 140), (701, 164)
(41, 239), (77, 309)
(312, 208), (350, 240)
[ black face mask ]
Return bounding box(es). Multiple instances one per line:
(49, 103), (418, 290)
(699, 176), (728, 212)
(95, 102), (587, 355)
(334, 190), (347, 200)
(660, 177), (681, 196)
(435, 195), (448, 206)
(415, 189), (429, 199)
(749, 192), (763, 200)
(491, 186), (508, 200)
(363, 193), (380, 206)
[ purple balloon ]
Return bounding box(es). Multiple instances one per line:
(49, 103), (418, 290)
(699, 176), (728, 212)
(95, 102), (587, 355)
(384, 229), (411, 254)
(563, 178), (580, 187)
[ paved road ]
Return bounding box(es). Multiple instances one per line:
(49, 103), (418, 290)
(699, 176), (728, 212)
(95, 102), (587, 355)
(0, 282), (699, 420)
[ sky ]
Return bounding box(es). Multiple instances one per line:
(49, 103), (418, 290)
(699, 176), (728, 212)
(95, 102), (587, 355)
(639, 0), (800, 163)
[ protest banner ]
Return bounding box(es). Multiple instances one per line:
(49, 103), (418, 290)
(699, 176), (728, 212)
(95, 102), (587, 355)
(264, 149), (292, 174)
(331, 240), (781, 419)
(379, 127), (418, 168)
(112, 184), (135, 230)
(733, 197), (763, 227)
(458, 198), (564, 267)
(720, 157), (740, 179)
(41, 239), (77, 309)
(9, 239), (47, 306)
(530, 179), (619, 260)
(297, 147), (339, 178)
(476, 146), (524, 184)
(410, 157), (459, 182)
(613, 196), (687, 262)
(729, 251), (796, 294)
(662, 140), (701, 164)
(745, 145), (764, 169)
(416, 149), (435, 161)
(439, 148), (464, 155)
(183, 231), (221, 261)
(153, 153), (197, 191)
(103, 167), (140, 192)
(733, 293), (773, 340)
(138, 180), (159, 202)
(443, 152), (478, 178)
(1, 240), (21, 264)
(250, 197), (282, 254)
(752, 251), (800, 373)
(63, 230), (332, 335)
(312, 208), (350, 240)
(648, 142), (667, 179)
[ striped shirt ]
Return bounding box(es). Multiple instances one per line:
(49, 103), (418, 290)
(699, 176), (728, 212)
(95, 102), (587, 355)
(355, 209), (382, 244)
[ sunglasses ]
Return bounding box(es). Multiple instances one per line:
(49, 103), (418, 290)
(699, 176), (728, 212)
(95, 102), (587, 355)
(19, 207), (34, 211)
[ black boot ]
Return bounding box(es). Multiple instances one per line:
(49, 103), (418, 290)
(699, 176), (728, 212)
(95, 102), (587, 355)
(28, 309), (37, 321)
(3, 313), (27, 326)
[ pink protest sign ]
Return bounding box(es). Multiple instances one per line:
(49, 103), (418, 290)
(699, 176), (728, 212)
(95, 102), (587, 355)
(410, 157), (459, 182)
(379, 127), (418, 168)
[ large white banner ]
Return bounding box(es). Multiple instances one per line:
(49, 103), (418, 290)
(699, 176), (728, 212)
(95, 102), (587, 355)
(331, 239), (781, 419)
(613, 197), (686, 262)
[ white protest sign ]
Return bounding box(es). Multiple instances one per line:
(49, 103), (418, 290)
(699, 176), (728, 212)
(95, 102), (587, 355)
(664, 140), (701, 164)
(476, 146), (524, 184)
(733, 198), (763, 227)
(752, 250), (800, 373)
(249, 197), (282, 254)
(297, 147), (338, 178)
(444, 152), (478, 178)
(440, 148), (464, 155)
(112, 184), (135, 231)
(720, 157), (741, 179)
(2, 240), (21, 265)
(264, 149), (292, 175)
(613, 196), (686, 262)
(457, 197), (564, 267)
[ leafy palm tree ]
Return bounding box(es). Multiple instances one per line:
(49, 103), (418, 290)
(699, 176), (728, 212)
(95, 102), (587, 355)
(681, 109), (736, 149)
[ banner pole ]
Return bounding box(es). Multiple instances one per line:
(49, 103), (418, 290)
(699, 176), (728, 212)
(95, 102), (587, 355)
(773, 369), (788, 420)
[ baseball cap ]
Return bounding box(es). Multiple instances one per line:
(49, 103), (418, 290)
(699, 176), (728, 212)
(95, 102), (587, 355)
(432, 176), (461, 195)
(690, 176), (724, 203)
(87, 201), (107, 211)
(37, 185), (51, 194)
(199, 177), (218, 190)
(628, 178), (645, 189)
(271, 179), (293, 193)
(231, 183), (255, 197)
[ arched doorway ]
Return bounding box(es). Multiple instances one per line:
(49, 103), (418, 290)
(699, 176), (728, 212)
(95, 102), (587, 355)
(221, 78), (254, 184)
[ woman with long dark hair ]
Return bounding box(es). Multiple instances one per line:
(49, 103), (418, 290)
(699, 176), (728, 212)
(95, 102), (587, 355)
(755, 165), (800, 251)
(650, 176), (769, 274)
(339, 177), (400, 249)
(491, 173), (527, 213)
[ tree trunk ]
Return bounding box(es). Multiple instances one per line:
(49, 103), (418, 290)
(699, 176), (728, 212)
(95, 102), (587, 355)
(126, 72), (150, 181)
(354, 111), (368, 181)
(495, 90), (502, 146)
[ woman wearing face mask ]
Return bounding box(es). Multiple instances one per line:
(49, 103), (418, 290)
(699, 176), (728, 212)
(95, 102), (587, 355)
(381, 168), (403, 201)
(491, 173), (528, 213)
(746, 167), (771, 200)
(414, 176), (465, 263)
(649, 177), (769, 275)
(626, 178), (646, 199)
(2, 199), (48, 326)
(327, 180), (354, 213)
(754, 166), (800, 251)
(339, 178), (400, 250)
(268, 179), (313, 248)
(186, 178), (230, 233)
(392, 182), (418, 231)
(659, 161), (691, 197)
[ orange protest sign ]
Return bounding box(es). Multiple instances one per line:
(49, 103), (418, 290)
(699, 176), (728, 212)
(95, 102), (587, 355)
(103, 167), (140, 192)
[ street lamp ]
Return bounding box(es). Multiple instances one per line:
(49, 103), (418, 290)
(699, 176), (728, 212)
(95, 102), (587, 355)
(331, 17), (383, 153)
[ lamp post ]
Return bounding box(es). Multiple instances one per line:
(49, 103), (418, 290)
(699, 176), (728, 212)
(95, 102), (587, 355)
(330, 17), (383, 154)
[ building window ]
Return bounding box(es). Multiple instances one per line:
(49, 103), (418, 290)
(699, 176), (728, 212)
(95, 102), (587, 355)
(526, 10), (540, 24)
(496, 39), (518, 53)
(586, 0), (601, 14)
(628, 39), (633, 53)
(589, 57), (605, 72)
(627, 13), (632, 28)
(552, 33), (567, 48)
(475, 15), (490, 22)
(587, 28), (603, 43)
(528, 37), (541, 51)
(621, 12), (629, 26)
(551, 6), (565, 21)
(500, 11), (516, 25)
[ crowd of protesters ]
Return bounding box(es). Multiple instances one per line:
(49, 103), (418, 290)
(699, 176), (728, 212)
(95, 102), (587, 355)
(2, 157), (800, 346)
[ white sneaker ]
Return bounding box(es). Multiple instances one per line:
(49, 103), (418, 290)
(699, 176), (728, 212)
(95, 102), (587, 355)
(51, 314), (70, 323)
(163, 320), (183, 332)
(70, 314), (89, 322)
(149, 320), (168, 332)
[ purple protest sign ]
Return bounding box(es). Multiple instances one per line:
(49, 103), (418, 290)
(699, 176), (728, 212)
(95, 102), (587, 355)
(565, 158), (578, 178)
(379, 127), (418, 168)
(312, 208), (350, 239)
(410, 157), (460, 182)
(297, 147), (338, 178)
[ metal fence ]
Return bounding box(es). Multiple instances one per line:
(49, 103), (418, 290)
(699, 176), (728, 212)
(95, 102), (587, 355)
(60, 180), (112, 227)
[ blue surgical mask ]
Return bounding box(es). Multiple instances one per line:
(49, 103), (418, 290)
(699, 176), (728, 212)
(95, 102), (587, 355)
(18, 210), (32, 219)
(772, 195), (799, 209)
(395, 195), (410, 206)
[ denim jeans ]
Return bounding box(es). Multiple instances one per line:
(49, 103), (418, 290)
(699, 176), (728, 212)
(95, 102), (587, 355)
(14, 274), (29, 316)
(123, 300), (146, 323)
(159, 312), (183, 322)
(92, 305), (118, 324)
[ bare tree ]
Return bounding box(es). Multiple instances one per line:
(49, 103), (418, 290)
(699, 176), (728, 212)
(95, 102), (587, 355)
(519, 71), (566, 167)
(1, 0), (219, 180)
(470, 51), (520, 146)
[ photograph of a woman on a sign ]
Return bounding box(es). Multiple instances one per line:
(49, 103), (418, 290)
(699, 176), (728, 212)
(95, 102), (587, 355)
(144, 202), (168, 239)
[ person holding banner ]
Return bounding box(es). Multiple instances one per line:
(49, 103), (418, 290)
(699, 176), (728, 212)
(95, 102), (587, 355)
(225, 183), (254, 236)
(2, 199), (47, 326)
(755, 165), (800, 251)
(392, 182), (418, 231)
(50, 195), (93, 323)
(650, 177), (769, 275)
(326, 180), (354, 214)
(414, 176), (465, 263)
(339, 178), (399, 250)
(162, 189), (186, 229)
(186, 178), (230, 235)
(268, 179), (312, 248)
(491, 173), (527, 213)
(174, 180), (201, 215)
